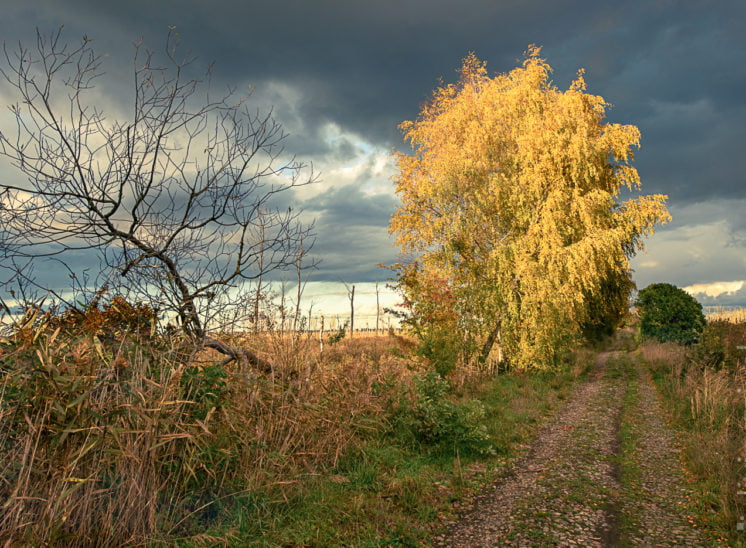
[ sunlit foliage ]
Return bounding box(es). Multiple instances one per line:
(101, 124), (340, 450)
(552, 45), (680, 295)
(390, 47), (670, 369)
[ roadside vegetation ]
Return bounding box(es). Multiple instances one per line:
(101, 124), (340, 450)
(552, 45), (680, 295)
(637, 311), (746, 543)
(0, 299), (593, 545)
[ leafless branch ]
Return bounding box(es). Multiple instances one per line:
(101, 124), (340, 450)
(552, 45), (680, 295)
(0, 28), (317, 367)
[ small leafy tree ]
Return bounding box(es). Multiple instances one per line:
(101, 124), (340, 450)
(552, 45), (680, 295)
(635, 283), (705, 345)
(390, 47), (670, 370)
(388, 261), (466, 374)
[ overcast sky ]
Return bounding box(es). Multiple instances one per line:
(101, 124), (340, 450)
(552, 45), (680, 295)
(2, 0), (745, 312)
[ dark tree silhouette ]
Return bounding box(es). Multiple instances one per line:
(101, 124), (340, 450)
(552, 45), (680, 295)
(636, 283), (705, 345)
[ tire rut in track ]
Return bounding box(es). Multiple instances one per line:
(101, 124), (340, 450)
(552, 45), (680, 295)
(441, 351), (626, 547)
(616, 358), (710, 546)
(439, 350), (712, 547)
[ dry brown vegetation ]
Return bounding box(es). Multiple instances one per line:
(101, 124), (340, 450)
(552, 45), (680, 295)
(0, 294), (594, 546)
(0, 302), (423, 545)
(638, 317), (746, 538)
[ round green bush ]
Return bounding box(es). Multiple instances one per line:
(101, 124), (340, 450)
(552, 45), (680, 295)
(635, 283), (706, 345)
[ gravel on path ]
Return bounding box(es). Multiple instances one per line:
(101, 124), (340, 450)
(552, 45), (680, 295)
(617, 358), (709, 546)
(439, 350), (713, 547)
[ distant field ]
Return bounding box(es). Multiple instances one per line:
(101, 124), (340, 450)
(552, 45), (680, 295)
(705, 307), (746, 323)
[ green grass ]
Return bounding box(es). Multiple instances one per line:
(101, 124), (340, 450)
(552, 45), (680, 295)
(615, 354), (644, 539)
(219, 360), (591, 546)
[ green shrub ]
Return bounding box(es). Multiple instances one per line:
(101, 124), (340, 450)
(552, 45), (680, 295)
(326, 322), (348, 346)
(416, 327), (462, 376)
(636, 283), (705, 345)
(181, 360), (229, 419)
(392, 372), (494, 456)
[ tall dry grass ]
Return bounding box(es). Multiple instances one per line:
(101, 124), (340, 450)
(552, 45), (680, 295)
(0, 303), (419, 545)
(640, 332), (746, 536)
(0, 306), (202, 544)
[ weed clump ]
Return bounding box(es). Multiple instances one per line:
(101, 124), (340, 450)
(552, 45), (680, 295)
(390, 371), (495, 457)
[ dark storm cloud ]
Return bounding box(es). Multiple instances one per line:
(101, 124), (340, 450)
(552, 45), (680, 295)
(306, 184), (397, 228)
(2, 0), (745, 288)
(7, 0), (743, 196)
(696, 288), (746, 309)
(303, 185), (399, 281)
(305, 222), (396, 283)
(0, 2), (655, 141)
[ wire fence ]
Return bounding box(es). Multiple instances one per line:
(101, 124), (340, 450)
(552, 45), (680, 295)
(0, 286), (407, 335)
(265, 285), (405, 334)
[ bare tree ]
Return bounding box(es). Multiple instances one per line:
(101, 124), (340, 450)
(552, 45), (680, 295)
(0, 28), (316, 369)
(292, 236), (313, 335)
(375, 281), (380, 335)
(347, 284), (355, 339)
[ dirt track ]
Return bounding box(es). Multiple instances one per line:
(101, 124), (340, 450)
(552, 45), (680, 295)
(439, 350), (711, 547)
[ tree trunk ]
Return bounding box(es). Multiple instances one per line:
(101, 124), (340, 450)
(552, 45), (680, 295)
(204, 336), (273, 373)
(479, 321), (502, 365)
(375, 282), (380, 335)
(319, 315), (325, 353)
(349, 285), (355, 339)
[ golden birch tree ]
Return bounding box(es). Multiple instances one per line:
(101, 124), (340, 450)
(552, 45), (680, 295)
(390, 47), (670, 370)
